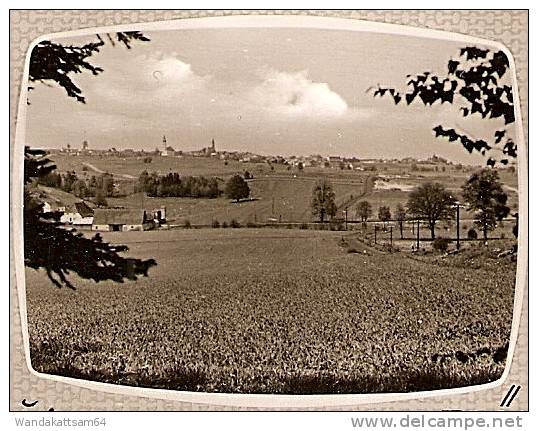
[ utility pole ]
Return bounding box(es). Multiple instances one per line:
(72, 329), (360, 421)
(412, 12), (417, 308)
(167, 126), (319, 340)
(390, 226), (393, 247)
(374, 225), (377, 244)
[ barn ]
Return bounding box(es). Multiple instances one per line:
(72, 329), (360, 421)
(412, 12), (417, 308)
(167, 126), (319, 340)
(92, 209), (154, 232)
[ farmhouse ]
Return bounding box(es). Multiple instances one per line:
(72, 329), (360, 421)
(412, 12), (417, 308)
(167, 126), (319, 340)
(60, 201), (94, 229)
(92, 209), (154, 232)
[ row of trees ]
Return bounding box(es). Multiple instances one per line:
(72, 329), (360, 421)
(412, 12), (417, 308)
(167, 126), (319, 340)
(136, 171), (220, 198)
(38, 170), (114, 203)
(311, 168), (511, 240)
(135, 171), (252, 203)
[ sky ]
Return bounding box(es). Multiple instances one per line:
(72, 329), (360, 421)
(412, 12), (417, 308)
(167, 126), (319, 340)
(25, 27), (512, 164)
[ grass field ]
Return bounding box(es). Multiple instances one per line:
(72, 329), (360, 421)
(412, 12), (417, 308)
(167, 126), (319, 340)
(25, 228), (516, 394)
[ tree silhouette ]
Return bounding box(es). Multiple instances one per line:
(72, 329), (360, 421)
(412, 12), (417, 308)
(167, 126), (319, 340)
(225, 175), (250, 202)
(311, 179), (337, 223)
(356, 200), (372, 228)
(395, 203), (406, 239)
(28, 31), (149, 103)
(407, 182), (456, 239)
(461, 169), (510, 240)
(378, 205), (391, 228)
(371, 46), (516, 167)
(24, 32), (155, 288)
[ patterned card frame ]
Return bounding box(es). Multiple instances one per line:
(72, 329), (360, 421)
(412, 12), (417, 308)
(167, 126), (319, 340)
(9, 9), (529, 411)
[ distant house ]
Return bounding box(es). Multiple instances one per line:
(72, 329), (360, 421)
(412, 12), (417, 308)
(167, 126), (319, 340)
(92, 209), (154, 232)
(60, 202), (95, 229)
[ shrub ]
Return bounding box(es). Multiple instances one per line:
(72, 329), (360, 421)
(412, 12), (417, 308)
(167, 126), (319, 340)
(230, 219), (241, 228)
(82, 166), (88, 172)
(183, 219), (192, 229)
(211, 220), (220, 228)
(467, 228), (478, 240)
(246, 221), (257, 228)
(299, 222), (309, 230)
(221, 221), (228, 228)
(432, 237), (451, 252)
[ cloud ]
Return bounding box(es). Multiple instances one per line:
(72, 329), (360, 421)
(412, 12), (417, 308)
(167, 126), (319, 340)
(92, 52), (210, 105)
(250, 69), (350, 118)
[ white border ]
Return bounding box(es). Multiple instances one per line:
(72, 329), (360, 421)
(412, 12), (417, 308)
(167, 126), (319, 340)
(12, 14), (528, 409)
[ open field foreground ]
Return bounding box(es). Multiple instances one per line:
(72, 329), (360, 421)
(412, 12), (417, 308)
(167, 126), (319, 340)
(25, 228), (516, 394)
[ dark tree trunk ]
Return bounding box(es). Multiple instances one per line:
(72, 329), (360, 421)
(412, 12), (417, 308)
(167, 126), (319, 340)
(399, 221), (403, 239)
(430, 222), (436, 239)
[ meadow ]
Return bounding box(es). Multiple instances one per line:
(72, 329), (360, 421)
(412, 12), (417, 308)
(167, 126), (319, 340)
(25, 228), (516, 394)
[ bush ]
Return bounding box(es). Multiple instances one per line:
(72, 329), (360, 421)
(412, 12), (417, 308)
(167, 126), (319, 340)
(183, 219), (192, 229)
(432, 237), (451, 252)
(221, 221), (228, 228)
(246, 221), (257, 228)
(230, 219), (241, 228)
(467, 228), (478, 240)
(211, 220), (220, 228)
(299, 222), (309, 230)
(82, 166), (88, 172)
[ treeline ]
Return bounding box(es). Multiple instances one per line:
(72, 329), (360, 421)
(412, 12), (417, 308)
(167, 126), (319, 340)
(136, 171), (220, 198)
(38, 171), (114, 199)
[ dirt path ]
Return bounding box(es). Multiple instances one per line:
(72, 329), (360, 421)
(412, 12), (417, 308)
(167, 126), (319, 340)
(82, 162), (136, 180)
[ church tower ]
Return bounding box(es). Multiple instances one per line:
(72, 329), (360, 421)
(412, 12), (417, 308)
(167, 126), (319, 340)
(162, 135), (168, 156)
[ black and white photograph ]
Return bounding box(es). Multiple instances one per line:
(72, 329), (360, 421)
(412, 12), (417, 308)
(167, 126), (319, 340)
(17, 15), (524, 401)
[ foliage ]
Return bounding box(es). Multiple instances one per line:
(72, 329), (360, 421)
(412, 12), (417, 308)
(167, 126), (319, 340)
(24, 148), (156, 289)
(371, 46), (516, 166)
(136, 170), (220, 198)
(93, 189), (108, 207)
(311, 178), (337, 223)
(28, 32), (149, 103)
(378, 205), (392, 223)
(39, 170), (114, 198)
(356, 200), (372, 224)
(468, 228), (478, 240)
(432, 237), (452, 253)
(211, 220), (220, 228)
(512, 213), (519, 239)
(407, 182), (456, 239)
(395, 203), (406, 239)
(225, 175), (250, 202)
(230, 219), (241, 228)
(461, 169), (510, 239)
